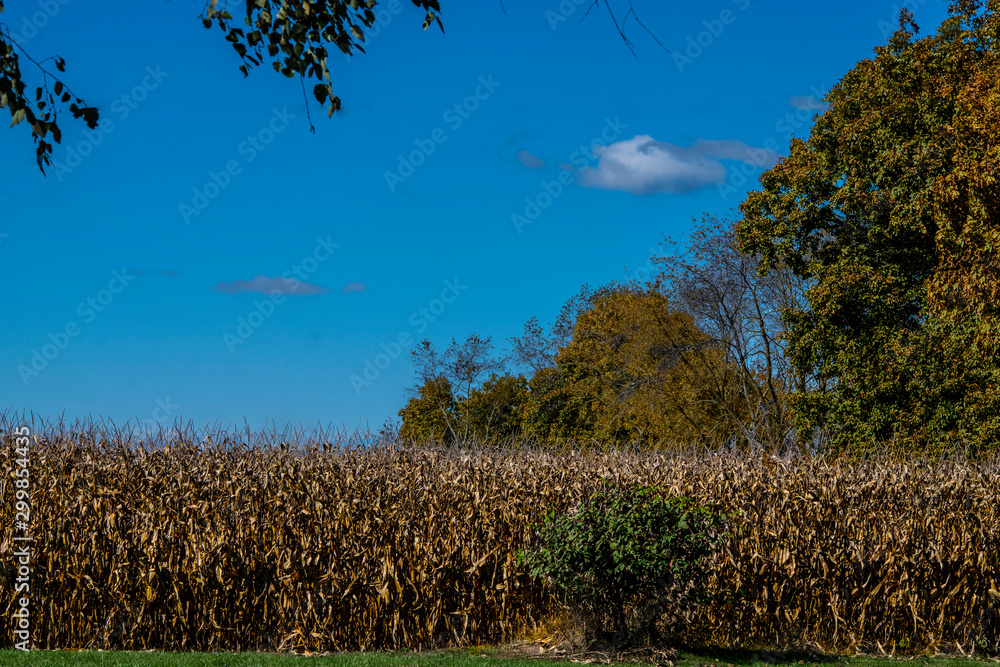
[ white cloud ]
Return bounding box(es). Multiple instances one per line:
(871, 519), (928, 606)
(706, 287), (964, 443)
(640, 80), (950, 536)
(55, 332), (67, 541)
(579, 135), (779, 195)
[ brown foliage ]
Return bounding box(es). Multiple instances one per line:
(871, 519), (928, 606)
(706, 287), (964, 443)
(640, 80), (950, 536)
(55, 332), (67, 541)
(1, 428), (999, 654)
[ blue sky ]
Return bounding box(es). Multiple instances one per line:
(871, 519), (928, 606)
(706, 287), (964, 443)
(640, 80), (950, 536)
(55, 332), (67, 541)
(0, 0), (951, 435)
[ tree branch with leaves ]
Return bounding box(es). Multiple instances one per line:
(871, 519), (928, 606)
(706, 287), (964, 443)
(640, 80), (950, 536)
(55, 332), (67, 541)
(0, 2), (100, 172)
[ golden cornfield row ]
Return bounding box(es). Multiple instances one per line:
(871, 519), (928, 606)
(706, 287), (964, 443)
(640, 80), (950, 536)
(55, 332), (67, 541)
(1, 431), (998, 655)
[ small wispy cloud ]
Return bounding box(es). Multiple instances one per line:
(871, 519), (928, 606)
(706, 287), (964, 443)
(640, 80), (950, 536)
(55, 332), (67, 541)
(130, 268), (181, 276)
(212, 275), (330, 295)
(342, 281), (367, 294)
(579, 135), (779, 196)
(517, 149), (546, 169)
(788, 95), (827, 111)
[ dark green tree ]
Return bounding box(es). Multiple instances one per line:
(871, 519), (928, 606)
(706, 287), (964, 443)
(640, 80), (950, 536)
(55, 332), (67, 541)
(0, 1), (99, 171)
(205, 0), (443, 122)
(738, 2), (1000, 458)
(0, 0), (442, 172)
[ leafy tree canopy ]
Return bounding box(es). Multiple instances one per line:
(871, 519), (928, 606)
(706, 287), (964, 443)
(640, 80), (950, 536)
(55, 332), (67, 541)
(512, 284), (744, 448)
(738, 1), (1000, 458)
(398, 335), (518, 444)
(397, 375), (457, 444)
(205, 0), (443, 119)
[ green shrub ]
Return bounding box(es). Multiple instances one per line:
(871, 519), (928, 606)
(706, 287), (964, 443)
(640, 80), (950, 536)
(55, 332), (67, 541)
(520, 480), (731, 648)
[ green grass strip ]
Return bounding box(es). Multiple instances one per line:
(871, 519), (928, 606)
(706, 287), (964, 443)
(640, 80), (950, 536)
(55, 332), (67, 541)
(0, 648), (994, 667)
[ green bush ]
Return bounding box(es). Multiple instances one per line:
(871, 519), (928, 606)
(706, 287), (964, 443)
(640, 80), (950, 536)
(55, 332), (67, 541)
(520, 480), (731, 648)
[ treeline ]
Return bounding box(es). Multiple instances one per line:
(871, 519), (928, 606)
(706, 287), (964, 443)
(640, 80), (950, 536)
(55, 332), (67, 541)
(399, 4), (1000, 460)
(398, 215), (810, 453)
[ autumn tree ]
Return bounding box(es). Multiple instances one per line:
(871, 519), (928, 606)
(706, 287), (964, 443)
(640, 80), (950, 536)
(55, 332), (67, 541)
(650, 214), (817, 452)
(506, 286), (599, 376)
(738, 2), (1000, 459)
(522, 284), (738, 448)
(462, 373), (529, 441)
(516, 285), (621, 444)
(397, 375), (457, 444)
(398, 334), (516, 444)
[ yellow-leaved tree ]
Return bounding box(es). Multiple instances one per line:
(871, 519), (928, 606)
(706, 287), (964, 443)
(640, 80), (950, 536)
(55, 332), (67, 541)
(522, 284), (745, 448)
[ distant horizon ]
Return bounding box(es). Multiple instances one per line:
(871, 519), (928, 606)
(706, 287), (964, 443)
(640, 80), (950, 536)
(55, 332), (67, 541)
(0, 406), (396, 443)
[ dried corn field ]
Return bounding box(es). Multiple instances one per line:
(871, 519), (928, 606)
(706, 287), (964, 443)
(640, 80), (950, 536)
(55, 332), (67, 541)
(1, 426), (999, 655)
